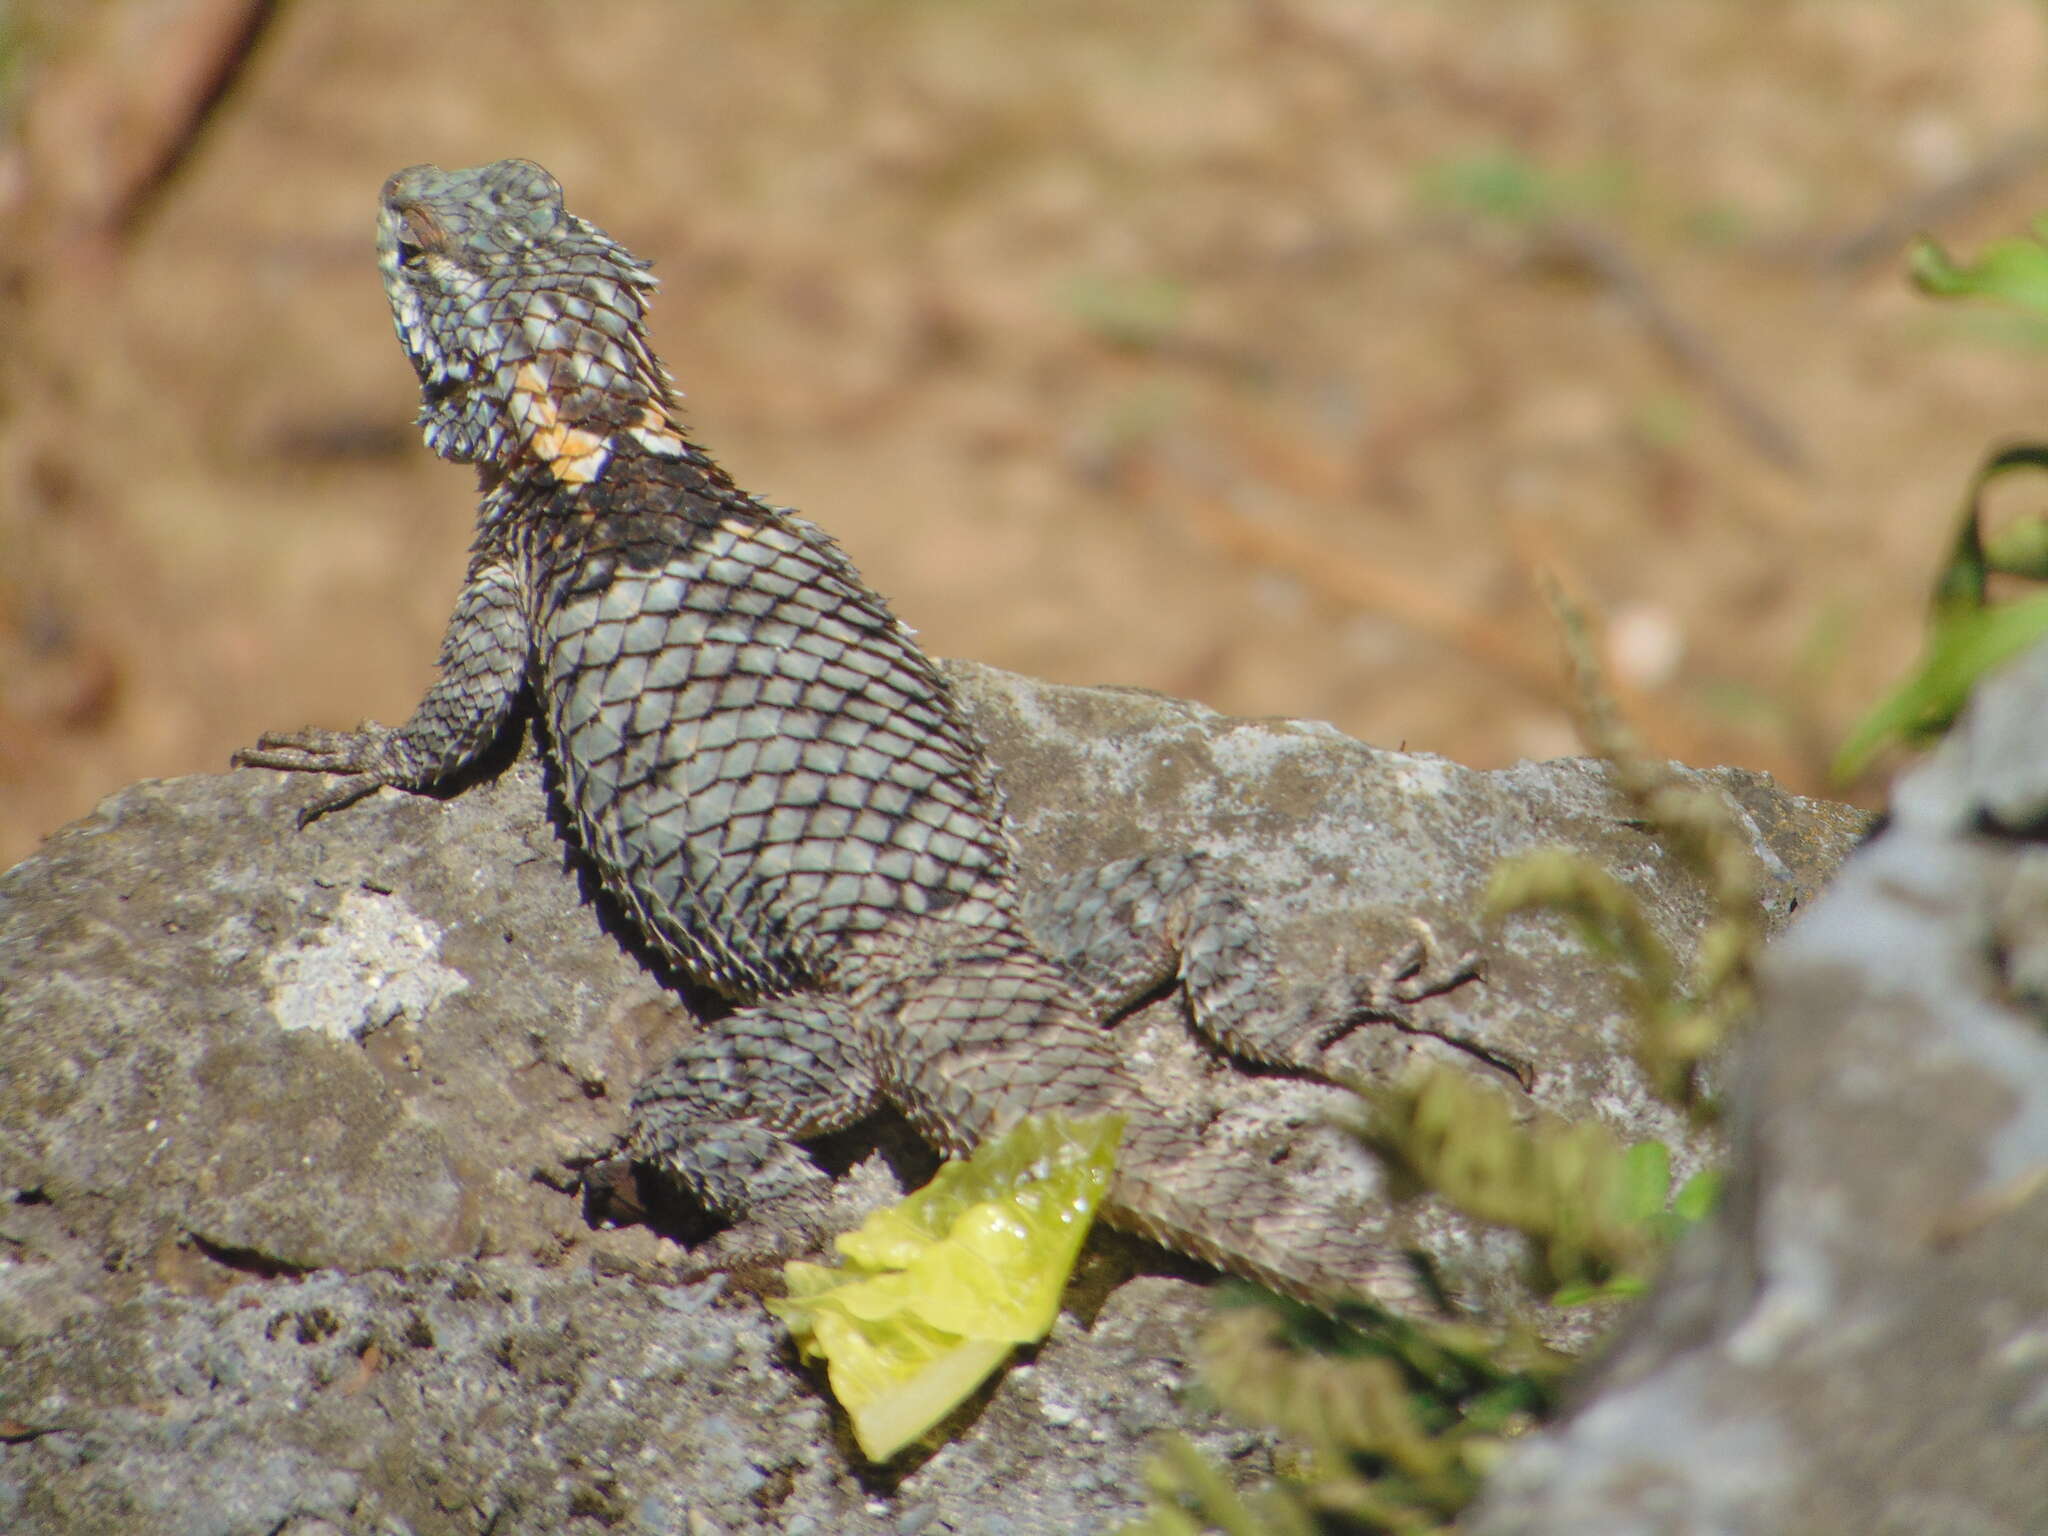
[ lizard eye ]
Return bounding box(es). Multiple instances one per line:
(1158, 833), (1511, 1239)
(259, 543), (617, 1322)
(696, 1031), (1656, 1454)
(391, 216), (430, 268)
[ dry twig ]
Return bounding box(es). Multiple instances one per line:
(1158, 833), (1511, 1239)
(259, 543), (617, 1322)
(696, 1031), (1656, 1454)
(1536, 221), (1808, 474)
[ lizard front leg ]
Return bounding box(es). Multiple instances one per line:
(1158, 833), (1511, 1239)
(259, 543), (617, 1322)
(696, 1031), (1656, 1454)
(235, 560), (527, 825)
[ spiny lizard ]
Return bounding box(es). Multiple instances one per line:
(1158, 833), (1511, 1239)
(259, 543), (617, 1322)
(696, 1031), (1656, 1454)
(236, 159), (1478, 1310)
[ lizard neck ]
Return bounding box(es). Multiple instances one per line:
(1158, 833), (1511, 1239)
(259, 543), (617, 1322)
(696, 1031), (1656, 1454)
(496, 364), (690, 489)
(474, 406), (724, 507)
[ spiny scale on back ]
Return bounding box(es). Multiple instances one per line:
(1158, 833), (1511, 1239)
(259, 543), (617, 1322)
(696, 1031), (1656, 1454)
(239, 159), (1480, 1316)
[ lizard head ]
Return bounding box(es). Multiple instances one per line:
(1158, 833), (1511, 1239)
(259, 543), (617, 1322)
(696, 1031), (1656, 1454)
(377, 159), (683, 485)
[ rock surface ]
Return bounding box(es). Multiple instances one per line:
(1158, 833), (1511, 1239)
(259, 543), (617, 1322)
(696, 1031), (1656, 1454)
(1470, 644), (2048, 1536)
(0, 662), (1864, 1535)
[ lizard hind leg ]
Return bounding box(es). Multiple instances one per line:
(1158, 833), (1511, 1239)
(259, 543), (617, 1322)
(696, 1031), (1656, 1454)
(628, 994), (881, 1230)
(1023, 852), (1481, 1071)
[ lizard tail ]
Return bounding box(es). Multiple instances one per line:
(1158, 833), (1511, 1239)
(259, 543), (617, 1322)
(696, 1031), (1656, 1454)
(1104, 1119), (1428, 1315)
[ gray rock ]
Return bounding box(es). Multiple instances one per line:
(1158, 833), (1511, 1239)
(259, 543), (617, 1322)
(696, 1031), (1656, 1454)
(1469, 643), (2048, 1536)
(0, 662), (1864, 1534)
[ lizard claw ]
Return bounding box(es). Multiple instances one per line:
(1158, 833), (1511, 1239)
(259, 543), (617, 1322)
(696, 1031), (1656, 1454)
(290, 775), (387, 827)
(1356, 917), (1482, 1012)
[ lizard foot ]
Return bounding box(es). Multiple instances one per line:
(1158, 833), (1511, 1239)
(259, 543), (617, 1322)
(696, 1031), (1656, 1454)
(677, 1190), (852, 1278)
(233, 724), (398, 825)
(1268, 917), (1483, 1059)
(578, 1155), (856, 1281)
(673, 1164), (911, 1283)
(1269, 919), (1528, 1086)
(1344, 921), (1533, 1088)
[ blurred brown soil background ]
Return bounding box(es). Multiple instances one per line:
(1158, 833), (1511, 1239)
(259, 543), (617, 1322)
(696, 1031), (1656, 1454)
(4, 0), (2047, 869)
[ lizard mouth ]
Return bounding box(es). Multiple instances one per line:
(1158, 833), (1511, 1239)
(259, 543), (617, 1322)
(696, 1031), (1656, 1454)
(408, 339), (478, 417)
(419, 371), (467, 410)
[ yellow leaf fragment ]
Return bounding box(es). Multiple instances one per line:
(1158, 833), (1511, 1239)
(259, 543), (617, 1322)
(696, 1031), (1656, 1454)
(768, 1113), (1122, 1461)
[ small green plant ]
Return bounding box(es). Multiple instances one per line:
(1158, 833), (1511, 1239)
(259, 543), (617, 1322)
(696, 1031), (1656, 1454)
(1363, 1064), (1720, 1308)
(1834, 225), (2048, 781)
(1119, 1294), (1572, 1536)
(1119, 583), (1745, 1534)
(1834, 444), (2048, 780)
(1415, 148), (1631, 225)
(1911, 222), (2048, 313)
(1419, 148), (1554, 223)
(1488, 584), (1761, 1116)
(1061, 272), (1189, 351)
(1116, 1079), (1720, 1536)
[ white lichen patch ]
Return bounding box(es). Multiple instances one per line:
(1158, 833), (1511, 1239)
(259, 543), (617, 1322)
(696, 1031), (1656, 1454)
(1207, 722), (1316, 782)
(264, 888), (468, 1041)
(1388, 753), (1460, 798)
